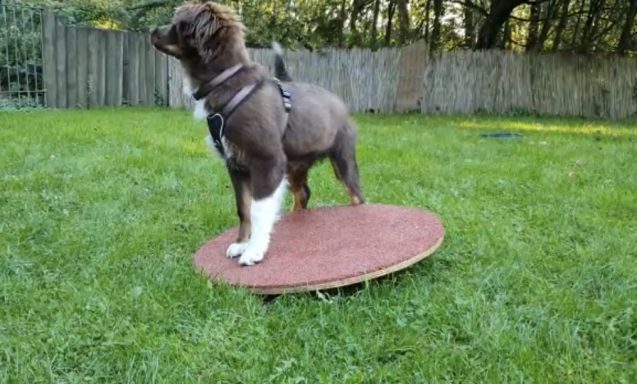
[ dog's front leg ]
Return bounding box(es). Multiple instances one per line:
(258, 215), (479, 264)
(226, 169), (252, 258)
(238, 156), (287, 266)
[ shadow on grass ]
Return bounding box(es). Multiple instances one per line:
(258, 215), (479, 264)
(458, 117), (637, 138)
(259, 254), (453, 304)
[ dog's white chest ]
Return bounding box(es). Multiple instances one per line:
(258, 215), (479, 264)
(205, 135), (235, 161)
(193, 99), (208, 121)
(183, 78), (208, 121)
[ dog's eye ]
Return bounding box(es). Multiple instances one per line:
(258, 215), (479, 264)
(175, 20), (191, 37)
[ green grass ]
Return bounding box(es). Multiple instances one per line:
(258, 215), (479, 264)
(1, 108), (636, 383)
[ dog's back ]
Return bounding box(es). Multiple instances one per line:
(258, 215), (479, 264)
(270, 42), (363, 206)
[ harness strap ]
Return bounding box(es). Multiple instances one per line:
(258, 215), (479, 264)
(207, 80), (264, 157)
(193, 63), (244, 101)
(222, 81), (262, 117)
(205, 78), (292, 159)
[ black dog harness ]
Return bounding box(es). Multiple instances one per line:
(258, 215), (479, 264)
(192, 64), (292, 158)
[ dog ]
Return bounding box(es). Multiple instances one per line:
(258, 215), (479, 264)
(151, 1), (364, 266)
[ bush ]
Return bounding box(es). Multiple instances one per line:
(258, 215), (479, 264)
(0, 4), (44, 104)
(0, 96), (45, 110)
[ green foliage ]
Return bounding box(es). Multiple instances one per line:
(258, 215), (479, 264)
(11, 0), (137, 29)
(1, 109), (636, 382)
(153, 88), (166, 106)
(0, 96), (44, 110)
(0, 4), (43, 102)
(5, 0), (636, 53)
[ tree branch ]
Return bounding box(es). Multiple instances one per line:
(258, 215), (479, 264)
(591, 19), (618, 40)
(449, 0), (488, 16)
(127, 0), (175, 11)
(507, 8), (610, 22)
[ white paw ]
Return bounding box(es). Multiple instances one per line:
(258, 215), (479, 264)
(238, 246), (265, 266)
(226, 242), (248, 258)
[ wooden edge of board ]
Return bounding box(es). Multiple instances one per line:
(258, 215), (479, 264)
(252, 232), (445, 295)
(193, 230), (445, 296)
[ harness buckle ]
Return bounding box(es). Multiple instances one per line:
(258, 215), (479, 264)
(273, 78), (292, 113)
(207, 113), (225, 156)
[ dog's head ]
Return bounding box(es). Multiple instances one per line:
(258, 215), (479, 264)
(151, 1), (246, 67)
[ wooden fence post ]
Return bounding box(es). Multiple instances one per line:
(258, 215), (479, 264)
(66, 26), (77, 108)
(105, 31), (124, 106)
(54, 15), (66, 108)
(76, 28), (89, 108)
(42, 9), (57, 108)
(87, 29), (98, 108)
(396, 41), (428, 113)
(145, 36), (156, 105)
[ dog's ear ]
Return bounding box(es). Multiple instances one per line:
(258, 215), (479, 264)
(192, 12), (219, 62)
(174, 4), (220, 61)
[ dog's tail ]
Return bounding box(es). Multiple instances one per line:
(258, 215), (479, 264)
(272, 42), (293, 82)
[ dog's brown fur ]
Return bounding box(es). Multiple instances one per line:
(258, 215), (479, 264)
(151, 1), (364, 248)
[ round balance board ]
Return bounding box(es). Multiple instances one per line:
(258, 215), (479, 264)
(194, 204), (445, 294)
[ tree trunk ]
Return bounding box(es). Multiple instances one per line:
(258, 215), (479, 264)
(588, 0), (606, 52)
(337, 0), (348, 47)
(618, 0), (637, 54)
(570, 0), (587, 48)
(534, 1), (559, 52)
(499, 19), (512, 49)
(423, 0), (432, 43)
(430, 0), (443, 52)
(526, 2), (541, 51)
(464, 6), (475, 48)
(397, 0), (410, 45)
(579, 0), (604, 53)
(371, 0), (381, 49)
(350, 0), (364, 46)
(476, 0), (528, 49)
(385, 1), (397, 45)
(552, 0), (571, 51)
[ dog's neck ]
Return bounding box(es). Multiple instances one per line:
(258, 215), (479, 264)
(187, 36), (250, 92)
(191, 63), (244, 101)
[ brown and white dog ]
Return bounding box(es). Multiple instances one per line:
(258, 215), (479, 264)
(151, 1), (364, 266)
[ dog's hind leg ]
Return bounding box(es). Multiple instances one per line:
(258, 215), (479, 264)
(287, 163), (311, 211)
(330, 155), (364, 206)
(226, 169), (252, 259)
(330, 124), (364, 206)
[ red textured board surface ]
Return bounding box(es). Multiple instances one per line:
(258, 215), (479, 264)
(194, 204), (445, 294)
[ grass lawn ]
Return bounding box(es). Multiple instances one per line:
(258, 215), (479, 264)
(1, 108), (636, 383)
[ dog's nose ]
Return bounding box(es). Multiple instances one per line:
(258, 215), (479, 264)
(150, 28), (160, 44)
(150, 25), (170, 45)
